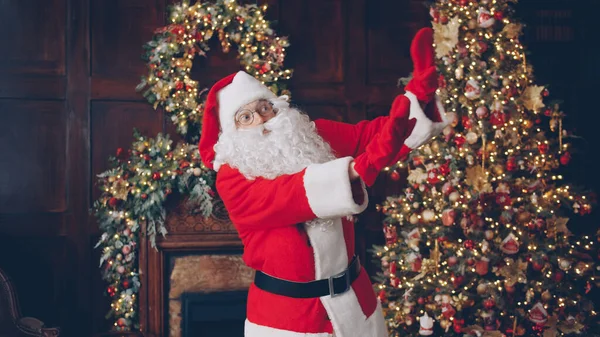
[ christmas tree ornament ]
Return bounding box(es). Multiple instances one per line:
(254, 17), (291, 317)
(418, 312), (434, 336)
(464, 79), (482, 100)
(477, 8), (496, 28)
(529, 302), (548, 324)
(500, 233), (520, 254)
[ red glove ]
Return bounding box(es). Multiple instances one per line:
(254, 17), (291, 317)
(397, 27), (449, 161)
(353, 95), (416, 186)
(404, 27), (438, 105)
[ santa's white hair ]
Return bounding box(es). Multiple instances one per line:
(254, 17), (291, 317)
(213, 96), (336, 180)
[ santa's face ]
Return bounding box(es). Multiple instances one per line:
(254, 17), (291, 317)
(234, 99), (278, 131)
(213, 97), (336, 180)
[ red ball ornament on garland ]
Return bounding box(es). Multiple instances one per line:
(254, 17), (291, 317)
(122, 279), (130, 289)
(538, 143), (549, 154)
(116, 147), (125, 159)
(483, 298), (496, 309)
(175, 81), (184, 90)
(459, 0), (468, 6)
(107, 286), (116, 297)
(493, 11), (504, 20)
(464, 239), (475, 250)
(141, 193), (148, 200)
(108, 197), (119, 208)
(390, 171), (401, 181)
(560, 152), (571, 165)
(144, 154), (151, 161)
(152, 172), (161, 181)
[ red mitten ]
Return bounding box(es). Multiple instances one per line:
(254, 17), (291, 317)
(404, 27), (438, 104)
(354, 95), (416, 186)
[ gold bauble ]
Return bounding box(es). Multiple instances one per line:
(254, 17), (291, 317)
(493, 164), (504, 175)
(440, 319), (451, 329)
(255, 32), (264, 41)
(517, 211), (531, 223)
(430, 141), (440, 153)
(542, 290), (552, 302)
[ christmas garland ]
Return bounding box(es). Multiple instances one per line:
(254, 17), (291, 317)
(136, 0), (292, 142)
(93, 0), (293, 331)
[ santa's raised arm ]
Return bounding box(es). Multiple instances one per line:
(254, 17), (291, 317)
(198, 27), (448, 337)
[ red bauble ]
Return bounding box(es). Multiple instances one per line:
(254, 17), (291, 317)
(418, 297), (426, 305)
(464, 239), (475, 250)
(532, 261), (543, 271)
(459, 0), (468, 5)
(462, 115), (473, 129)
(543, 89), (550, 97)
(122, 279), (130, 289)
(453, 275), (465, 288)
(484, 298), (496, 309)
(152, 172), (161, 181)
(175, 81), (184, 90)
(493, 11), (504, 20)
(378, 289), (386, 301)
(553, 271), (564, 282)
(141, 193), (148, 200)
(390, 171), (401, 181)
(538, 143), (549, 154)
(454, 134), (466, 147)
(506, 158), (517, 171)
(179, 161), (190, 169)
(453, 319), (465, 333)
(108, 197), (119, 208)
(144, 154), (151, 161)
(440, 15), (449, 24)
(116, 147), (125, 159)
(560, 152), (571, 165)
(107, 286), (116, 297)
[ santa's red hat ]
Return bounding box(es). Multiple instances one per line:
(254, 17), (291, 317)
(199, 71), (277, 170)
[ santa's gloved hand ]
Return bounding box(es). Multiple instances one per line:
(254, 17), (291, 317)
(353, 95), (416, 186)
(404, 27), (438, 106)
(398, 27), (450, 159)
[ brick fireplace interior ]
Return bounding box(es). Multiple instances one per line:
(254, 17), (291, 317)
(137, 197), (254, 337)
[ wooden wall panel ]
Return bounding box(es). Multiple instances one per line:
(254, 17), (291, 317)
(90, 102), (164, 203)
(0, 0), (66, 75)
(280, 0), (344, 85)
(0, 100), (67, 213)
(366, 0), (428, 87)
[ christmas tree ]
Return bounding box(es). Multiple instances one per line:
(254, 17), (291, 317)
(373, 1), (599, 336)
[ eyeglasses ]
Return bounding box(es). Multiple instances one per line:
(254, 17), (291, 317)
(235, 100), (278, 127)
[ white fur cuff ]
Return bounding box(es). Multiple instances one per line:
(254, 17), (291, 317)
(303, 157), (368, 219)
(403, 91), (449, 150)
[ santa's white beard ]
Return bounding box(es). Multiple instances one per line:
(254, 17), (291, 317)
(213, 98), (336, 180)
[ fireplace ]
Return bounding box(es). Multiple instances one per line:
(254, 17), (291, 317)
(181, 291), (247, 337)
(137, 196), (254, 337)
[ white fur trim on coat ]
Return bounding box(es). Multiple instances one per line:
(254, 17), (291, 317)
(244, 301), (387, 337)
(403, 91), (449, 150)
(303, 157), (368, 219)
(245, 319), (333, 337)
(306, 218), (388, 337)
(218, 71), (277, 133)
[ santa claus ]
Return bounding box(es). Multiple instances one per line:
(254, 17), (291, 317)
(198, 28), (449, 337)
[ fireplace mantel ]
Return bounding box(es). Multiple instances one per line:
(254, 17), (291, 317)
(137, 195), (248, 337)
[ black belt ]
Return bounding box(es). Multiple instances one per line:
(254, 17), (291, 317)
(253, 256), (361, 298)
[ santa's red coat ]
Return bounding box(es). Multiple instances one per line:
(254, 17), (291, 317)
(215, 93), (440, 337)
